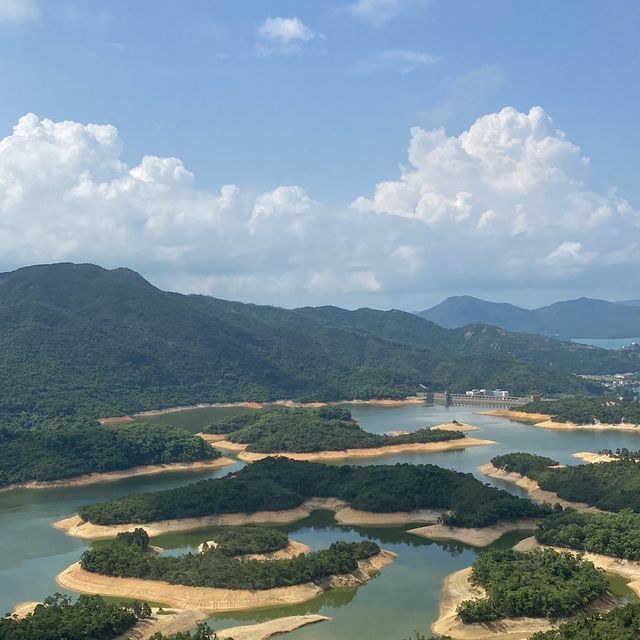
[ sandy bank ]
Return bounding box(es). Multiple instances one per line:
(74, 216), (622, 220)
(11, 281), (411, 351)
(11, 602), (40, 618)
(479, 463), (607, 513)
(54, 497), (443, 539)
(1, 457), (234, 494)
(132, 402), (265, 419)
(217, 615), (329, 640)
(431, 567), (555, 640)
(55, 550), (396, 612)
(514, 536), (640, 598)
(480, 410), (640, 432)
(408, 519), (540, 547)
(99, 415), (135, 425)
(234, 437), (495, 464)
(478, 409), (551, 422)
(536, 419), (640, 432)
(120, 608), (207, 640)
(573, 451), (618, 464)
(101, 396), (427, 424)
(197, 539), (310, 560)
(431, 422), (480, 433)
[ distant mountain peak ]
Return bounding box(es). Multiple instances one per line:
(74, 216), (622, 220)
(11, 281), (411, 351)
(418, 295), (640, 339)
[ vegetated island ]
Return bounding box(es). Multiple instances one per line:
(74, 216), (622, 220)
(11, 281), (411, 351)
(55, 457), (549, 544)
(57, 527), (395, 612)
(1, 592), (154, 640)
(432, 548), (615, 640)
(199, 406), (493, 462)
(0, 422), (231, 492)
(511, 509), (640, 597)
(483, 396), (640, 431)
(5, 592), (330, 640)
(483, 452), (640, 513)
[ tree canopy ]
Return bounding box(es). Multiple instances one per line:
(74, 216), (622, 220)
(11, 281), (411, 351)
(79, 457), (548, 528)
(81, 529), (380, 590)
(0, 422), (218, 488)
(457, 549), (608, 623)
(205, 407), (463, 452)
(0, 593), (149, 640)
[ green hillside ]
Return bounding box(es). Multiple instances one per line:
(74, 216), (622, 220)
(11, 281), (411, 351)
(0, 263), (603, 425)
(296, 306), (640, 374)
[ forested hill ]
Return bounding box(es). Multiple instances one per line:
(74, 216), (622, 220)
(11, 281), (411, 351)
(418, 294), (640, 339)
(295, 306), (640, 374)
(0, 263), (601, 424)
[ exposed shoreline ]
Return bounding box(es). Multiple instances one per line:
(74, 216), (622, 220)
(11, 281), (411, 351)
(431, 567), (558, 640)
(536, 419), (640, 431)
(514, 536), (640, 598)
(0, 457), (234, 494)
(11, 602), (328, 640)
(479, 463), (607, 513)
(431, 421), (480, 433)
(572, 451), (618, 464)
(100, 395), (428, 423)
(197, 539), (310, 560)
(478, 409), (640, 432)
(55, 550), (396, 612)
(205, 435), (495, 463)
(53, 497), (444, 539)
(407, 519), (540, 547)
(478, 409), (551, 422)
(432, 563), (620, 640)
(216, 615), (330, 640)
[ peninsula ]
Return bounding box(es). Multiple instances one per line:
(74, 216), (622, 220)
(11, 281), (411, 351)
(433, 548), (614, 640)
(485, 452), (640, 513)
(200, 406), (493, 462)
(0, 422), (225, 492)
(484, 396), (640, 431)
(57, 527), (396, 612)
(56, 457), (547, 540)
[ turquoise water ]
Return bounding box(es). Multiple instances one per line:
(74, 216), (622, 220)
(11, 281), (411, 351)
(572, 337), (640, 349)
(2, 403), (640, 636)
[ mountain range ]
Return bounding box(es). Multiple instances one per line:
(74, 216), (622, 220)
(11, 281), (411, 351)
(2, 263), (639, 425)
(418, 296), (640, 338)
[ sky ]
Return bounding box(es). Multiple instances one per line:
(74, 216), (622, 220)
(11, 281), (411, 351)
(1, 0), (639, 310)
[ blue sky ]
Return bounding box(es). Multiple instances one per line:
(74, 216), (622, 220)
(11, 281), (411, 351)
(1, 0), (639, 309)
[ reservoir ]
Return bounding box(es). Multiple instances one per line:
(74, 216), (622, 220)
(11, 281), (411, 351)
(2, 403), (639, 638)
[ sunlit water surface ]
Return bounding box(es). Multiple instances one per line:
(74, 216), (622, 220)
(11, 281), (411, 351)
(2, 403), (639, 637)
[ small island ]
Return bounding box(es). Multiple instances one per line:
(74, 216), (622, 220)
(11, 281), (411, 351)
(199, 407), (492, 462)
(57, 526), (395, 612)
(55, 457), (548, 542)
(5, 591), (330, 640)
(0, 422), (231, 491)
(484, 452), (640, 513)
(433, 548), (614, 640)
(1, 593), (152, 640)
(487, 396), (640, 431)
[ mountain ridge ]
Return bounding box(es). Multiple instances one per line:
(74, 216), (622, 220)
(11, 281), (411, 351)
(0, 263), (612, 424)
(418, 295), (640, 338)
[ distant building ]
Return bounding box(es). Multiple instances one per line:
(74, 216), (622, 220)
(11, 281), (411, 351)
(465, 388), (510, 399)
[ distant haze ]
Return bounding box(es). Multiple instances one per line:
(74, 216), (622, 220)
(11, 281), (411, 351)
(418, 296), (640, 339)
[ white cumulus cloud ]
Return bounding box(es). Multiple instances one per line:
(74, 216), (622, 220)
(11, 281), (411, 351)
(0, 108), (638, 308)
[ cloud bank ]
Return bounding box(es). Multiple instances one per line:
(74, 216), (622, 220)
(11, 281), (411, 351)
(0, 108), (637, 307)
